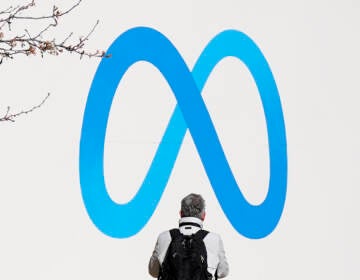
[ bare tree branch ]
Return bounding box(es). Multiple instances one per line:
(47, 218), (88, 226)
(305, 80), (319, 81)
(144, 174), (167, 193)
(0, 1), (110, 122)
(0, 93), (50, 122)
(0, 0), (110, 62)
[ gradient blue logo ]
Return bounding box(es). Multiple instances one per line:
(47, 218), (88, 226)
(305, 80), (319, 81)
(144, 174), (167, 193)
(79, 27), (287, 239)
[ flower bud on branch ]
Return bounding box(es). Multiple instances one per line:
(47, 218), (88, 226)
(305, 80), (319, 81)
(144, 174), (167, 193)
(0, 0), (110, 122)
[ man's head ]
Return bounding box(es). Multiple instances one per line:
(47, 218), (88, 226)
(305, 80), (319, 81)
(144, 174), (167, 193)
(180, 193), (206, 220)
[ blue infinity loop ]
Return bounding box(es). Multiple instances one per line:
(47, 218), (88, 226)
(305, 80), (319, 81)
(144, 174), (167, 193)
(79, 27), (287, 239)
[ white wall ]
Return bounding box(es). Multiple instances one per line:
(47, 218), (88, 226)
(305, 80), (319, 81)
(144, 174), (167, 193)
(1, 0), (359, 279)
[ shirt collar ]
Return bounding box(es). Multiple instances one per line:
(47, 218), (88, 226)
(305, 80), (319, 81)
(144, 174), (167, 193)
(178, 216), (203, 229)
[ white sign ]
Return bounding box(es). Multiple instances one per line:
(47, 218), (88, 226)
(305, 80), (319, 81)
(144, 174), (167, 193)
(1, 1), (359, 279)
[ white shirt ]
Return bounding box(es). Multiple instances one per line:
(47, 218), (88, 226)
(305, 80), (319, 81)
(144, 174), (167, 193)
(148, 217), (229, 279)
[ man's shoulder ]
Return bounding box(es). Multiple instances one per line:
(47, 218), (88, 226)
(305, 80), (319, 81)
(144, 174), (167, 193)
(203, 229), (221, 238)
(156, 229), (172, 242)
(157, 228), (223, 241)
(202, 230), (224, 244)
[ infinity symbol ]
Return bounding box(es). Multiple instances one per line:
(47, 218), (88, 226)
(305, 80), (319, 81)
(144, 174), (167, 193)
(79, 27), (287, 239)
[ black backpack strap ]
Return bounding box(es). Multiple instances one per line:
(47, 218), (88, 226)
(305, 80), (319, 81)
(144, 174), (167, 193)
(170, 228), (208, 240)
(163, 229), (181, 263)
(160, 229), (181, 279)
(193, 229), (209, 240)
(169, 228), (181, 240)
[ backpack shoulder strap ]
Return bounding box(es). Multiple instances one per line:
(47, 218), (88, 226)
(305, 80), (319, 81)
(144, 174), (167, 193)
(193, 229), (209, 240)
(162, 229), (181, 267)
(169, 228), (181, 240)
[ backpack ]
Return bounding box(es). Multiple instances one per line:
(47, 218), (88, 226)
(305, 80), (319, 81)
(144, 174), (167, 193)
(159, 228), (213, 280)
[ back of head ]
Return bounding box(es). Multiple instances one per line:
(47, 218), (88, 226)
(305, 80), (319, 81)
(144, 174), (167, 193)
(181, 193), (205, 219)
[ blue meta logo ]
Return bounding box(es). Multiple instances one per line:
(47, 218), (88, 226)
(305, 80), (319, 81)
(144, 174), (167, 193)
(79, 27), (287, 239)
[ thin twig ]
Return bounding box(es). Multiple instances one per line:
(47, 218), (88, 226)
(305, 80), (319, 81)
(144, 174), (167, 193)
(0, 93), (50, 122)
(0, 0), (109, 61)
(0, 1), (110, 122)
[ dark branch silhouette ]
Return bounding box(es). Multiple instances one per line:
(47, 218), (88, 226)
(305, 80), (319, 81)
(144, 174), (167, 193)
(0, 0), (109, 122)
(1, 93), (50, 122)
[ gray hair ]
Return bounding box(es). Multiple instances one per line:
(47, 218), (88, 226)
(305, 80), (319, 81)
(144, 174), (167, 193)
(181, 193), (205, 219)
